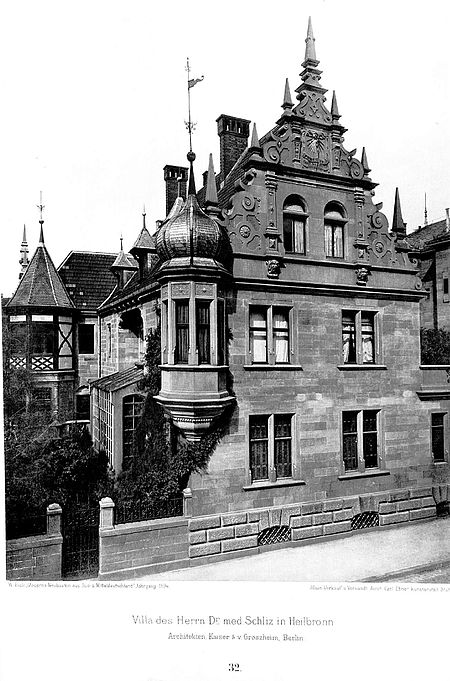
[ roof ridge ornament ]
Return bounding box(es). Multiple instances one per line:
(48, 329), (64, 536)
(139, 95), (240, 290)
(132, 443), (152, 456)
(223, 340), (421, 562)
(304, 16), (318, 65)
(37, 191), (45, 244)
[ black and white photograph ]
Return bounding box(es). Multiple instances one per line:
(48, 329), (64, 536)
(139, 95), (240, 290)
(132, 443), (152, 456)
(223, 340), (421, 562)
(1, 0), (450, 679)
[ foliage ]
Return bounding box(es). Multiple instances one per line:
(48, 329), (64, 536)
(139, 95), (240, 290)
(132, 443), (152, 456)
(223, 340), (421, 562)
(5, 425), (114, 533)
(420, 327), (450, 365)
(115, 322), (230, 503)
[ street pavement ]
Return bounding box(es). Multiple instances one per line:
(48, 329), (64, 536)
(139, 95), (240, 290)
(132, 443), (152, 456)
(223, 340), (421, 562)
(130, 517), (450, 582)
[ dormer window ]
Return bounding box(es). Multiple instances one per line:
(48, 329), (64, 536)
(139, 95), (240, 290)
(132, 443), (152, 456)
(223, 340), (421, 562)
(324, 202), (346, 258)
(283, 197), (308, 254)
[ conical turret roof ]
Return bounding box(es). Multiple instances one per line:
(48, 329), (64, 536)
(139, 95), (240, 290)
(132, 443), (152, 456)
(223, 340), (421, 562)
(7, 232), (73, 309)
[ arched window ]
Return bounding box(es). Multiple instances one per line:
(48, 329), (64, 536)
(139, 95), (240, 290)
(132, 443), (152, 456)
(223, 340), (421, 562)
(324, 202), (346, 258)
(283, 197), (308, 254)
(122, 394), (144, 466)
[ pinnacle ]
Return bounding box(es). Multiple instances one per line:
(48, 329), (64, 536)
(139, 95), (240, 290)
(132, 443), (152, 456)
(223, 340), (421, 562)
(361, 147), (370, 174)
(205, 153), (218, 205)
(331, 91), (340, 119)
(250, 123), (260, 149)
(304, 16), (317, 63)
(282, 78), (293, 109)
(392, 187), (407, 235)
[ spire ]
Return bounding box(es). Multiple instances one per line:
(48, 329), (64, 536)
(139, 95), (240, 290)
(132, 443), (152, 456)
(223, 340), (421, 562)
(19, 224), (29, 280)
(392, 188), (407, 236)
(361, 147), (371, 175)
(205, 154), (218, 206)
(120, 234), (123, 251)
(142, 204), (146, 229)
(304, 16), (317, 64)
(282, 78), (293, 111)
(331, 91), (340, 120)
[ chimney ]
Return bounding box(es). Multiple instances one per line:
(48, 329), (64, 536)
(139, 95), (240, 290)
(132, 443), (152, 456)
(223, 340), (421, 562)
(446, 208), (450, 232)
(216, 114), (251, 180)
(163, 165), (188, 216)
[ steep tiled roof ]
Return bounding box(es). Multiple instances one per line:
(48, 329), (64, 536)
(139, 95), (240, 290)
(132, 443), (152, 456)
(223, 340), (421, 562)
(58, 251), (117, 310)
(407, 219), (448, 249)
(7, 242), (73, 309)
(91, 365), (144, 392)
(131, 226), (156, 251)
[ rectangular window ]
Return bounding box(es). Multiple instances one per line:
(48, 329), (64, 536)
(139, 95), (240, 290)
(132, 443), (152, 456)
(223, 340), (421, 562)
(78, 323), (95, 354)
(249, 414), (293, 483)
(249, 306), (291, 365)
(31, 322), (54, 354)
(175, 300), (189, 364)
(342, 410), (380, 473)
(444, 277), (449, 303)
(76, 394), (90, 421)
(217, 298), (225, 365)
(325, 223), (343, 258)
(250, 308), (268, 363)
(196, 301), (210, 364)
(122, 395), (144, 466)
(9, 321), (27, 355)
(283, 216), (306, 254)
(342, 310), (377, 364)
(431, 413), (445, 462)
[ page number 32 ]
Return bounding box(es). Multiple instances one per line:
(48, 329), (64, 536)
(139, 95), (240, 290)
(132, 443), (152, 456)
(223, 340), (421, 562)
(228, 663), (241, 672)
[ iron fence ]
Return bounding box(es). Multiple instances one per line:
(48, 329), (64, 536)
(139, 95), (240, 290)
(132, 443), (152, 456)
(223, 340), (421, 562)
(115, 495), (184, 525)
(6, 511), (47, 540)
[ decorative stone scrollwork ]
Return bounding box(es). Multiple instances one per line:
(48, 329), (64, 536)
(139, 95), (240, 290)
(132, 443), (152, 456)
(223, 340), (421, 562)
(172, 283), (190, 297)
(264, 144), (281, 164)
(355, 266), (370, 286)
(266, 259), (282, 279)
(242, 194), (256, 211)
(350, 160), (364, 179)
(371, 211), (389, 230)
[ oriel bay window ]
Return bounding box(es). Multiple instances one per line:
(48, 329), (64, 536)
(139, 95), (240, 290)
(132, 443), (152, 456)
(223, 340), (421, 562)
(249, 414), (293, 482)
(283, 197), (308, 254)
(161, 282), (227, 366)
(249, 306), (290, 364)
(342, 310), (377, 364)
(342, 410), (380, 473)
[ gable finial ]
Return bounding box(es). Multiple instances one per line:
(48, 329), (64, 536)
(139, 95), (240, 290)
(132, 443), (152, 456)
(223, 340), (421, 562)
(120, 234), (123, 251)
(304, 16), (318, 64)
(282, 78), (293, 111)
(205, 153), (218, 206)
(392, 188), (407, 236)
(142, 204), (146, 229)
(331, 91), (340, 120)
(37, 190), (45, 244)
(361, 147), (371, 175)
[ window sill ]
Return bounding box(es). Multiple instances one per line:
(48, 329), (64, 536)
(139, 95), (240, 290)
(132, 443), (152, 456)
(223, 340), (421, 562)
(243, 479), (306, 491)
(433, 461), (448, 466)
(338, 470), (390, 480)
(337, 364), (387, 371)
(243, 364), (303, 371)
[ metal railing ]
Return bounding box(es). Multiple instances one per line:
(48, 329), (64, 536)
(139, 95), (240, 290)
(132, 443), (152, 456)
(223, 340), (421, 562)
(115, 495), (184, 525)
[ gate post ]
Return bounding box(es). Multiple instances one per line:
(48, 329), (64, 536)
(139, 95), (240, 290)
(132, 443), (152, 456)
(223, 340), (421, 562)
(47, 503), (62, 535)
(46, 503), (63, 579)
(99, 497), (115, 529)
(183, 488), (192, 517)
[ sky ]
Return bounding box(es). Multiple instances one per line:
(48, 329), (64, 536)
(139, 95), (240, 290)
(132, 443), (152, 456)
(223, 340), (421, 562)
(1, 0), (449, 296)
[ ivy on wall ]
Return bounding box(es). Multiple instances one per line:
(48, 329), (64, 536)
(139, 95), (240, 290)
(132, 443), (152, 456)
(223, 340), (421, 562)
(115, 322), (231, 503)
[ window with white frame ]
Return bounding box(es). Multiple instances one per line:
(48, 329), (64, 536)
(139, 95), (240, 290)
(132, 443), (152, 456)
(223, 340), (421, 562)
(324, 202), (346, 258)
(97, 389), (113, 466)
(283, 196), (308, 254)
(249, 306), (290, 364)
(342, 410), (379, 473)
(122, 394), (144, 466)
(431, 412), (446, 462)
(342, 310), (377, 364)
(249, 414), (293, 482)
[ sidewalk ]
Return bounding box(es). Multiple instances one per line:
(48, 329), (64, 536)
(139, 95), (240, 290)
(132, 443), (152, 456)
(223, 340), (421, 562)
(131, 517), (450, 582)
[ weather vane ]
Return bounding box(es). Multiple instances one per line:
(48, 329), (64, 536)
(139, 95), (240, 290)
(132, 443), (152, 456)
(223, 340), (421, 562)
(37, 191), (45, 225)
(185, 58), (204, 152)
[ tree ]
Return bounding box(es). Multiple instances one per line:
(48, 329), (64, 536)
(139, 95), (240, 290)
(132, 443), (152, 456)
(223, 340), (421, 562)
(420, 327), (450, 364)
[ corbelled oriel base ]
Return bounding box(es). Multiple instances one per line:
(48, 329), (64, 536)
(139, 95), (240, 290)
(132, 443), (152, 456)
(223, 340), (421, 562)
(156, 365), (235, 441)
